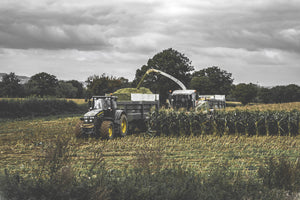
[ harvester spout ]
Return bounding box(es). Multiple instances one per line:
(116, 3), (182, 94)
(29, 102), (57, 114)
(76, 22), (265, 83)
(136, 69), (153, 89)
(136, 68), (187, 90)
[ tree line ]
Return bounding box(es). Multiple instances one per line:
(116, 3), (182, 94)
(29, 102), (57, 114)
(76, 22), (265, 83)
(1, 48), (300, 105)
(0, 72), (86, 98)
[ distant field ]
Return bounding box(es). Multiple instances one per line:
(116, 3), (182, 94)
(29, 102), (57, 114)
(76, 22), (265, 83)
(226, 102), (300, 111)
(66, 98), (86, 104)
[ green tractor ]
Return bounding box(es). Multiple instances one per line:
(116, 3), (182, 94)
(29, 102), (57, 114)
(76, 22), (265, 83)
(78, 96), (128, 139)
(77, 94), (159, 139)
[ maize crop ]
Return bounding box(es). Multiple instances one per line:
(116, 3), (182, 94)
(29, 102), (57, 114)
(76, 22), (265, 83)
(148, 109), (300, 136)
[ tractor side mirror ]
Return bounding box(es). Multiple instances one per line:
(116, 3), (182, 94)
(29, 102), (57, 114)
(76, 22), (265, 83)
(88, 100), (92, 109)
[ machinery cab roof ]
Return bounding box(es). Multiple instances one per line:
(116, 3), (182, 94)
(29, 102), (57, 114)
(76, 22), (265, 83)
(172, 90), (197, 95)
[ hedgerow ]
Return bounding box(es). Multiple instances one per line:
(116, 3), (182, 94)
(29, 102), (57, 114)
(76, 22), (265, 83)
(0, 98), (87, 118)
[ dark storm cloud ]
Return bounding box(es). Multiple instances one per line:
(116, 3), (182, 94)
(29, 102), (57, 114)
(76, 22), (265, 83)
(0, 0), (299, 86)
(0, 4), (114, 50)
(165, 0), (300, 54)
(0, 1), (159, 51)
(2, 0), (299, 53)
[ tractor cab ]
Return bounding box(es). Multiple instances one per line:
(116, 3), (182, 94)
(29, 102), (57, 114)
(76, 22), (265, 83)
(195, 95), (226, 112)
(170, 90), (198, 110)
(89, 96), (117, 112)
(84, 96), (118, 121)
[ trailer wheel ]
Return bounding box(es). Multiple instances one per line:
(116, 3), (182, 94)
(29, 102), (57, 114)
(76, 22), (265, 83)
(119, 114), (128, 137)
(100, 121), (114, 139)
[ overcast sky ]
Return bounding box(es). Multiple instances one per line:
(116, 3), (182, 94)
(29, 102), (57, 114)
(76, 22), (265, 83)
(0, 0), (299, 86)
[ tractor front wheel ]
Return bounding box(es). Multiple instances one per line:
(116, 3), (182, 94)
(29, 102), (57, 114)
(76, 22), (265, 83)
(75, 120), (84, 138)
(100, 121), (114, 139)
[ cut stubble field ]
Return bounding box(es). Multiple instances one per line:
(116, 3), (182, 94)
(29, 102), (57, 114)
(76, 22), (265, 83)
(0, 113), (299, 180)
(1, 102), (300, 199)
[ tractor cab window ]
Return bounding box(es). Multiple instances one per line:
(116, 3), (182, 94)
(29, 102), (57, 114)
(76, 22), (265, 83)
(112, 100), (117, 109)
(106, 98), (112, 109)
(94, 99), (108, 110)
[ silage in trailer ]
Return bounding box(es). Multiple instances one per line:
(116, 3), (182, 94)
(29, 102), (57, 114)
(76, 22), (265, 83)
(112, 87), (153, 101)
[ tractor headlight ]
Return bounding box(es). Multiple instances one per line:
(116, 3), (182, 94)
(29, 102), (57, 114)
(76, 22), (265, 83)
(89, 117), (95, 123)
(84, 116), (95, 123)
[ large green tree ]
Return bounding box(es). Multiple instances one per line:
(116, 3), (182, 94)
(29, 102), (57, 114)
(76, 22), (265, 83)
(66, 80), (85, 98)
(26, 72), (58, 97)
(0, 72), (22, 97)
(258, 87), (273, 103)
(133, 48), (194, 103)
(232, 83), (258, 105)
(86, 74), (128, 96)
(56, 81), (78, 98)
(283, 84), (300, 102)
(270, 84), (300, 103)
(190, 66), (233, 95)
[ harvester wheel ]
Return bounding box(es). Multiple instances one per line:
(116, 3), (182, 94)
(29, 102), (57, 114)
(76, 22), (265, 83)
(100, 121), (114, 139)
(119, 114), (128, 137)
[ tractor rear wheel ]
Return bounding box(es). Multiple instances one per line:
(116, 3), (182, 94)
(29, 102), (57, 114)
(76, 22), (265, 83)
(119, 114), (128, 137)
(100, 121), (114, 139)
